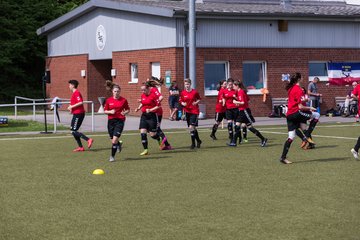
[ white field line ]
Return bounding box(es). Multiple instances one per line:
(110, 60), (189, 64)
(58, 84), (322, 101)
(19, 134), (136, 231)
(0, 124), (357, 141)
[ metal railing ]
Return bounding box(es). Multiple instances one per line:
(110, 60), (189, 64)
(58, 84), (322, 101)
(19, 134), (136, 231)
(1, 98), (95, 133)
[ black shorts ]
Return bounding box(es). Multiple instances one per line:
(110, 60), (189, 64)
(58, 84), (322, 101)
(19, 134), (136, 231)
(169, 96), (179, 109)
(215, 112), (226, 123)
(70, 113), (85, 131)
(226, 108), (239, 121)
(139, 112), (158, 132)
(286, 111), (312, 131)
(185, 112), (198, 127)
(108, 119), (125, 139)
(237, 108), (256, 125)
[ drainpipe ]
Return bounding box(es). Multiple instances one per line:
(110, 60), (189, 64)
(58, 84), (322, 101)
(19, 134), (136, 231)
(188, 0), (196, 89)
(183, 22), (188, 79)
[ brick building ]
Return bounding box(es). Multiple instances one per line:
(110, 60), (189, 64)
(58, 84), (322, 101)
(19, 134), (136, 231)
(37, 0), (360, 117)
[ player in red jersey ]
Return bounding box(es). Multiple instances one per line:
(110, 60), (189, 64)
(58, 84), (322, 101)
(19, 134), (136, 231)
(279, 73), (316, 164)
(222, 78), (239, 146)
(147, 77), (172, 150)
(104, 85), (130, 162)
(67, 80), (93, 152)
(233, 80), (268, 147)
(179, 78), (202, 149)
(350, 83), (360, 158)
(210, 80), (227, 140)
(135, 83), (161, 156)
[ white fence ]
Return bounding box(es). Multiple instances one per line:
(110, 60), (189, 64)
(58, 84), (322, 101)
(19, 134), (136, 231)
(0, 96), (95, 133)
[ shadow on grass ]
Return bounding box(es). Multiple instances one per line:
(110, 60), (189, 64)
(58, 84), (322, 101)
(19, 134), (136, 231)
(122, 156), (168, 161)
(294, 157), (350, 164)
(311, 145), (338, 149)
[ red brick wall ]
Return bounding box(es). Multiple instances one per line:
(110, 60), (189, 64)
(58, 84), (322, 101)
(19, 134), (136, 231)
(47, 48), (360, 117)
(46, 54), (89, 110)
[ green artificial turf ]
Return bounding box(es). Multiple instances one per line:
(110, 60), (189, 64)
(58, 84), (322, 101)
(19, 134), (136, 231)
(0, 123), (359, 240)
(0, 119), (68, 133)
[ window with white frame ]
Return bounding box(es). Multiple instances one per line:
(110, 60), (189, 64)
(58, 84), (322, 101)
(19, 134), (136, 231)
(151, 62), (160, 79)
(242, 61), (267, 94)
(204, 61), (229, 96)
(130, 63), (138, 83)
(309, 62), (328, 81)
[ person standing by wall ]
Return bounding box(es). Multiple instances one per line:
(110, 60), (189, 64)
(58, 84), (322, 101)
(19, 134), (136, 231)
(180, 78), (202, 149)
(104, 85), (129, 162)
(168, 81), (180, 121)
(308, 77), (322, 112)
(67, 80), (93, 152)
(210, 80), (227, 140)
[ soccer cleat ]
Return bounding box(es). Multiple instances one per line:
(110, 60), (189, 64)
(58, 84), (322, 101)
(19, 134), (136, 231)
(159, 137), (167, 149)
(190, 144), (196, 149)
(300, 141), (308, 149)
(140, 149), (148, 156)
(87, 138), (94, 149)
(280, 158), (292, 164)
(306, 143), (315, 150)
(227, 142), (237, 147)
(109, 156), (115, 162)
(306, 137), (315, 145)
(261, 138), (268, 147)
(243, 138), (248, 143)
(161, 145), (174, 150)
(197, 140), (202, 148)
(210, 134), (217, 140)
(73, 147), (85, 152)
(351, 149), (359, 160)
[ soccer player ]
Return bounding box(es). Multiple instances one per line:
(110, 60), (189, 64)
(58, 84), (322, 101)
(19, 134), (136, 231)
(351, 82), (360, 122)
(67, 80), (93, 152)
(222, 78), (239, 146)
(279, 73), (316, 164)
(179, 78), (202, 149)
(210, 79), (227, 140)
(168, 81), (180, 121)
(147, 77), (173, 150)
(135, 82), (161, 156)
(233, 80), (268, 147)
(104, 85), (130, 162)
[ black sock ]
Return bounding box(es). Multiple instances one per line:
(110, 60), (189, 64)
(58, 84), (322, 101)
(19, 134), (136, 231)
(242, 126), (247, 139)
(72, 132), (83, 147)
(355, 137), (360, 152)
(151, 133), (160, 142)
(72, 131), (89, 141)
(234, 125), (240, 144)
(111, 143), (117, 157)
(227, 122), (233, 140)
(249, 127), (264, 141)
(295, 128), (307, 141)
(141, 133), (148, 149)
(158, 128), (170, 146)
(190, 130), (196, 145)
(211, 123), (218, 136)
(306, 119), (318, 137)
(194, 129), (201, 142)
(281, 138), (293, 160)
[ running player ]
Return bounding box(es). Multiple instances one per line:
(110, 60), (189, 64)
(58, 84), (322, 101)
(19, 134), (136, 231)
(147, 77), (173, 150)
(67, 80), (93, 152)
(222, 78), (239, 146)
(210, 79), (227, 140)
(179, 78), (202, 149)
(233, 80), (268, 147)
(104, 85), (129, 162)
(135, 82), (161, 156)
(279, 73), (316, 164)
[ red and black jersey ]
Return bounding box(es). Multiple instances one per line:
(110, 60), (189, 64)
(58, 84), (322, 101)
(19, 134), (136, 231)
(222, 88), (237, 109)
(140, 92), (159, 113)
(180, 89), (201, 114)
(287, 84), (303, 116)
(104, 96), (130, 120)
(150, 87), (163, 116)
(215, 87), (226, 113)
(237, 89), (249, 110)
(70, 89), (85, 114)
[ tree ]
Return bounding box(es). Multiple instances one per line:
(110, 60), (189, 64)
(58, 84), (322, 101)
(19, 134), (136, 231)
(0, 0), (88, 103)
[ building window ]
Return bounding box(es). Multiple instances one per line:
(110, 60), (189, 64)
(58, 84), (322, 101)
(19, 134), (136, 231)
(242, 61), (267, 95)
(204, 61), (229, 96)
(309, 62), (328, 81)
(151, 62), (160, 79)
(130, 63), (138, 83)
